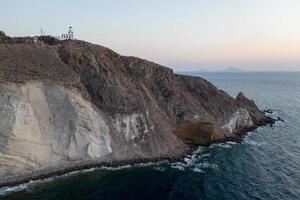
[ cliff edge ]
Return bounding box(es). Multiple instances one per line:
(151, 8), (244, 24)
(0, 35), (274, 186)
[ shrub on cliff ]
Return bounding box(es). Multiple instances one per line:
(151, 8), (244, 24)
(38, 36), (60, 45)
(0, 31), (6, 37)
(0, 31), (10, 43)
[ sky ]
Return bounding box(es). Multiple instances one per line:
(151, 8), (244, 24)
(1, 0), (300, 71)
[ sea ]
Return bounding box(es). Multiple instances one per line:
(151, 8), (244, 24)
(1, 72), (300, 200)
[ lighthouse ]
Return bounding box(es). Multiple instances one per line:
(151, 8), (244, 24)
(60, 26), (74, 40)
(68, 26), (73, 39)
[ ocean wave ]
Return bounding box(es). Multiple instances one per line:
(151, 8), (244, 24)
(210, 143), (232, 149)
(0, 162), (163, 197)
(171, 162), (186, 171)
(200, 153), (211, 158)
(243, 135), (261, 146)
(0, 183), (28, 196)
(227, 141), (238, 145)
(197, 162), (219, 170)
(154, 166), (166, 172)
(171, 148), (217, 173)
(101, 164), (133, 170)
(0, 172), (70, 197)
(192, 167), (205, 173)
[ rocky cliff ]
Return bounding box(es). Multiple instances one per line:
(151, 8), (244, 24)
(0, 36), (273, 185)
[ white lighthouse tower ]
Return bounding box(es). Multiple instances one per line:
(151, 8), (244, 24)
(68, 26), (73, 39)
(60, 26), (74, 40)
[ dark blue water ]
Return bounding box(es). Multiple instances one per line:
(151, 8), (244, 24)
(1, 72), (300, 200)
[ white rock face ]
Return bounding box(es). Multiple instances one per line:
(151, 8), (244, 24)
(113, 113), (149, 141)
(0, 82), (112, 176)
(0, 82), (256, 179)
(0, 82), (187, 178)
(221, 108), (254, 136)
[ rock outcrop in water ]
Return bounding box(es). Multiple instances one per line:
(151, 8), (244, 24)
(0, 35), (274, 186)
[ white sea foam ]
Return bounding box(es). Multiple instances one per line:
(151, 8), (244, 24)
(191, 154), (198, 160)
(198, 162), (219, 169)
(192, 167), (205, 173)
(135, 162), (155, 167)
(201, 153), (211, 158)
(171, 163), (186, 171)
(82, 167), (97, 173)
(194, 146), (206, 154)
(243, 138), (260, 146)
(0, 183), (28, 196)
(211, 143), (232, 148)
(101, 164), (132, 170)
(243, 135), (261, 146)
(227, 141), (238, 145)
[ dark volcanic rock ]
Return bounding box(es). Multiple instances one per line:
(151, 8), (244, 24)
(236, 92), (275, 126)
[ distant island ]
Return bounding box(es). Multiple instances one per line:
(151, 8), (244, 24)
(221, 67), (244, 73)
(196, 68), (210, 72)
(182, 67), (244, 73)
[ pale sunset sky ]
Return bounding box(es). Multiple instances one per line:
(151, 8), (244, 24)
(1, 0), (300, 71)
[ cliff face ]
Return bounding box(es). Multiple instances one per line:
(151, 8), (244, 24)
(0, 38), (273, 180)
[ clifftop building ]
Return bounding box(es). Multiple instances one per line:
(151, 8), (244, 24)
(59, 26), (74, 40)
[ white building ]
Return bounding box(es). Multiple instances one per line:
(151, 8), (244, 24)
(59, 26), (74, 40)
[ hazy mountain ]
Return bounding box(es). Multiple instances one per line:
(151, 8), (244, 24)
(221, 67), (244, 72)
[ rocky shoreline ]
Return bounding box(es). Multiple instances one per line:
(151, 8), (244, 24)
(0, 148), (195, 188)
(0, 115), (276, 189)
